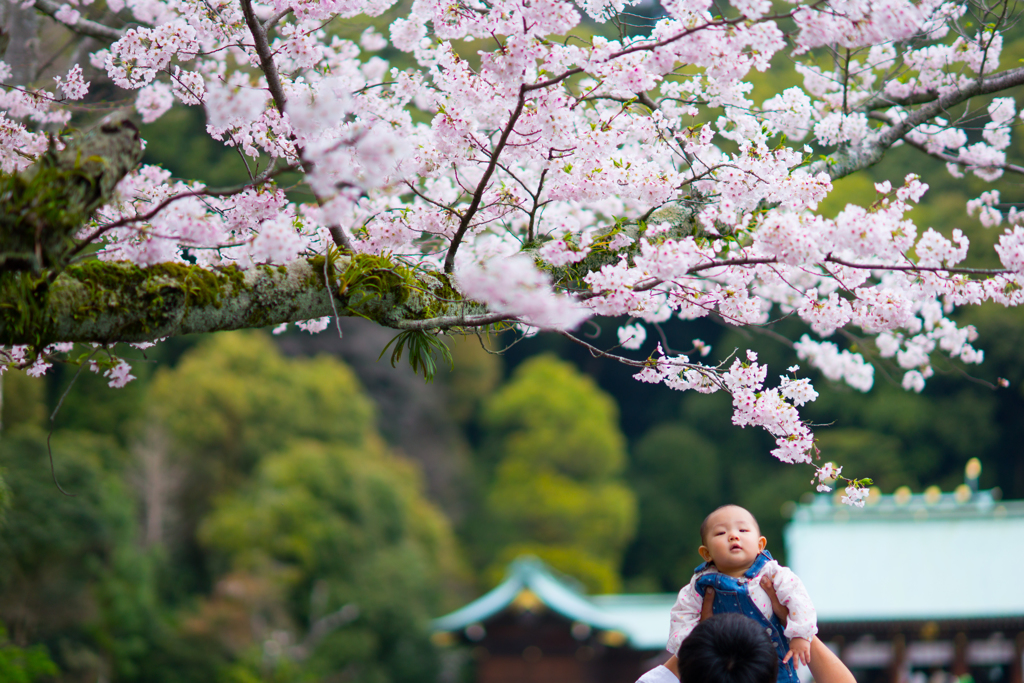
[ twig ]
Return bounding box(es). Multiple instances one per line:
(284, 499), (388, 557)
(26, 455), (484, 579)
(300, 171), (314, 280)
(324, 245), (344, 340)
(45, 349), (99, 497)
(393, 312), (514, 331)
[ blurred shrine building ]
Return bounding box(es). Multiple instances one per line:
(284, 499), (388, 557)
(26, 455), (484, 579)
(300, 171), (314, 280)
(786, 480), (1024, 683)
(433, 474), (1024, 683)
(431, 556), (676, 683)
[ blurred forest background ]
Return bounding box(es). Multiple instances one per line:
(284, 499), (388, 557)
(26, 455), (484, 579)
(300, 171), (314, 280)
(4, 1), (1024, 681)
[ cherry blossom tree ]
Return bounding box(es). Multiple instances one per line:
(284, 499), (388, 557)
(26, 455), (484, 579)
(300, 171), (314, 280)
(3, 0), (1024, 497)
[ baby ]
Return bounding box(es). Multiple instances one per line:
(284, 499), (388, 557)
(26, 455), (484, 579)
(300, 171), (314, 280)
(667, 505), (816, 683)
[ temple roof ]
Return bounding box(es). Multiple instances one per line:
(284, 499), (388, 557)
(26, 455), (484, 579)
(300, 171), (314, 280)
(432, 557), (676, 651)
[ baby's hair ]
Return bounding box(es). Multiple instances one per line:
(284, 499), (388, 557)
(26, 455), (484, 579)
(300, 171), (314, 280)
(700, 505), (761, 546)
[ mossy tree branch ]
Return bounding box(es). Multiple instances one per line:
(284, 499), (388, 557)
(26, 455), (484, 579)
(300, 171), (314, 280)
(0, 254), (491, 347)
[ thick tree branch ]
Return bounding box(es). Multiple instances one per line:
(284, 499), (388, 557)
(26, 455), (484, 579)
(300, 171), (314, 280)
(33, 0), (124, 41)
(0, 255), (488, 346)
(811, 64), (1024, 180)
(857, 89), (945, 111)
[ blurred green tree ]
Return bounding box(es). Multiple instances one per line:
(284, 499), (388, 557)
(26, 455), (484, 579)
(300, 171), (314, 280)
(0, 425), (181, 683)
(475, 354), (636, 593)
(148, 331), (374, 484)
(0, 623), (58, 683)
(142, 331), (378, 597)
(198, 439), (463, 683)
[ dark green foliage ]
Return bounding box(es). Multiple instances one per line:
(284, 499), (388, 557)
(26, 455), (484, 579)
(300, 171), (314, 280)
(0, 624), (58, 683)
(380, 330), (454, 383)
(196, 439), (459, 683)
(1, 370), (47, 432)
(0, 426), (176, 682)
(625, 424), (723, 590)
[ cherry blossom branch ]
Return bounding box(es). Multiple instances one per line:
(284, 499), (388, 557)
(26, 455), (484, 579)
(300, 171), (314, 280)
(392, 312), (515, 330)
(822, 254), (1011, 276)
(898, 131), (1024, 177)
(688, 257), (780, 273)
(443, 89), (528, 273)
(34, 0), (125, 41)
(558, 330), (730, 396)
(239, 0), (353, 252)
(558, 330), (649, 367)
(404, 181), (465, 219)
(239, 0), (288, 116)
(520, 1), (828, 97)
(69, 162), (290, 258)
(816, 63), (1024, 179)
(263, 7), (293, 31)
(605, 1), (827, 63)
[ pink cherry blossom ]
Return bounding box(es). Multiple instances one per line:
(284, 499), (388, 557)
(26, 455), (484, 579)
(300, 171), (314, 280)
(5, 0), (1024, 502)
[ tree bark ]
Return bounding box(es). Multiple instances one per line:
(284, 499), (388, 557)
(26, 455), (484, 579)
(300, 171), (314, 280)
(0, 254), (484, 346)
(0, 0), (39, 85)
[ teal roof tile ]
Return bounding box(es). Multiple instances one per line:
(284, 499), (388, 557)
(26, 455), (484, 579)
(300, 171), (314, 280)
(432, 557), (676, 651)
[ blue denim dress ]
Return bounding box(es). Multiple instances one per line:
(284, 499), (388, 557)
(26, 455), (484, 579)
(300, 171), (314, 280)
(693, 550), (799, 683)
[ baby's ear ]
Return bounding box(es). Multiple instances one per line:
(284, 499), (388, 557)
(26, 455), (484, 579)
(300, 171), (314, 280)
(698, 545), (713, 562)
(758, 536), (767, 552)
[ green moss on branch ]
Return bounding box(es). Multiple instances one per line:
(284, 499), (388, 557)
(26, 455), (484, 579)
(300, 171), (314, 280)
(0, 254), (486, 347)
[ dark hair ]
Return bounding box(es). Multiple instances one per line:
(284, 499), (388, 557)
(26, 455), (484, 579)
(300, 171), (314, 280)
(676, 614), (778, 683)
(699, 505), (761, 546)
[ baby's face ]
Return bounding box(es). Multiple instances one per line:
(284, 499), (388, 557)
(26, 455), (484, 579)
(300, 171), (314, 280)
(699, 506), (767, 577)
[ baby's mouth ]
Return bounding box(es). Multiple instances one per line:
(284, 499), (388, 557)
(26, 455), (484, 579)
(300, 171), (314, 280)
(730, 543), (743, 551)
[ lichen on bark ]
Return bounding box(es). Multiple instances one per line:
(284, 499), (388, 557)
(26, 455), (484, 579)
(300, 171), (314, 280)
(0, 254), (485, 347)
(0, 114), (144, 273)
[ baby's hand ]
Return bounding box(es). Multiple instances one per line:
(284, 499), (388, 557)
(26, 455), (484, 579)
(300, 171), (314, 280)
(784, 637), (811, 667)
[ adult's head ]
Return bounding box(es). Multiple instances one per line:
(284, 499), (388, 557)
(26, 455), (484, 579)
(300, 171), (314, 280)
(676, 613), (778, 683)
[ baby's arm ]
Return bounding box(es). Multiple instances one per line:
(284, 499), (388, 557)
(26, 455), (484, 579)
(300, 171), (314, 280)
(771, 566), (817, 642)
(666, 577), (703, 654)
(761, 576), (852, 679)
(766, 566), (816, 667)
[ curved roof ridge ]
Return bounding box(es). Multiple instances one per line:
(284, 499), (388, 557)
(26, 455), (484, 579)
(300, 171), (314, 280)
(432, 556), (675, 651)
